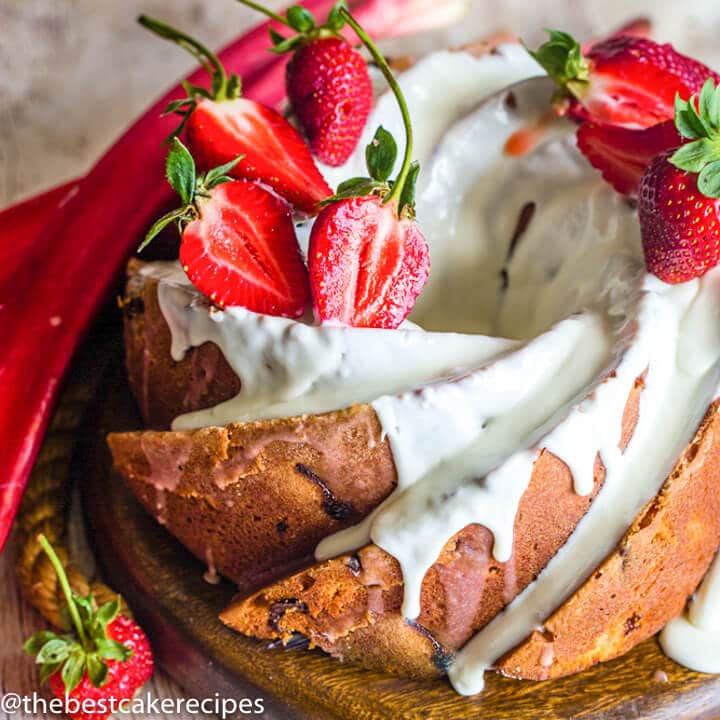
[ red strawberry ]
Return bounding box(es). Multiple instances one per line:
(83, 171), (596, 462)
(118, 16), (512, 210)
(139, 15), (331, 214)
(181, 180), (309, 315)
(309, 195), (429, 327)
(142, 139), (310, 318)
(186, 97), (332, 213)
(48, 617), (153, 720)
(577, 118), (682, 195)
(529, 31), (720, 128)
(639, 80), (720, 282)
(307, 10), (429, 328)
(287, 37), (373, 167)
(237, 2), (373, 167)
(25, 536), (153, 720)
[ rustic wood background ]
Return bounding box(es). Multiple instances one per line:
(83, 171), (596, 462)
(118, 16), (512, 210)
(3, 1), (720, 719)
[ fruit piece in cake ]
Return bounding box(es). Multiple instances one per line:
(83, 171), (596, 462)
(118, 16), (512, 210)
(639, 79), (720, 283)
(308, 10), (430, 328)
(237, 1), (373, 167)
(138, 15), (331, 213)
(528, 30), (720, 127)
(576, 118), (682, 195)
(141, 138), (310, 317)
(25, 536), (153, 719)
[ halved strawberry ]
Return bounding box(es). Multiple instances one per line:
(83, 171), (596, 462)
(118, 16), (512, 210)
(309, 195), (429, 327)
(181, 180), (309, 316)
(639, 80), (720, 282)
(186, 98), (332, 213)
(142, 139), (310, 317)
(577, 118), (682, 195)
(139, 15), (331, 214)
(529, 31), (720, 128)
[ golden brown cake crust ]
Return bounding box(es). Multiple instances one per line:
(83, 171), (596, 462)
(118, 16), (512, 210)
(220, 398), (720, 682)
(122, 259), (241, 429)
(107, 406), (397, 591)
(497, 399), (720, 680)
(218, 376), (644, 680)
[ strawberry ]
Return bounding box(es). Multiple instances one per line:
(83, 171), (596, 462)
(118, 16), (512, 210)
(308, 9), (429, 328)
(142, 139), (310, 317)
(639, 80), (720, 283)
(237, 1), (373, 167)
(577, 118), (682, 195)
(138, 15), (331, 213)
(25, 536), (153, 720)
(286, 36), (373, 167)
(528, 30), (720, 127)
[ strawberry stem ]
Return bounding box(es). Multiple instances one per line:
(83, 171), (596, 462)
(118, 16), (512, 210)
(37, 534), (89, 649)
(138, 15), (232, 101)
(235, 0), (292, 28)
(340, 8), (414, 207)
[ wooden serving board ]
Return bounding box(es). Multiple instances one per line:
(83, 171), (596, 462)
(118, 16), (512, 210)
(79, 358), (720, 720)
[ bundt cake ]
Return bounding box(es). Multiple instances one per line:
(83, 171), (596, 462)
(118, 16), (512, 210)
(108, 31), (720, 697)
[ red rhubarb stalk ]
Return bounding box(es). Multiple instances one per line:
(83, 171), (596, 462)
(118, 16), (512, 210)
(0, 0), (450, 551)
(0, 1), (339, 553)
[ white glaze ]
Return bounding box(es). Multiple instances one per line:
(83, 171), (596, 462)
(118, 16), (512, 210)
(660, 552), (720, 673)
(143, 45), (720, 692)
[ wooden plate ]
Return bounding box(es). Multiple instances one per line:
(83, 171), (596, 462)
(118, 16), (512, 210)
(79, 358), (720, 719)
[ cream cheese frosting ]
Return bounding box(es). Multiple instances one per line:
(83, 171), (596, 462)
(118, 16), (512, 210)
(141, 43), (720, 693)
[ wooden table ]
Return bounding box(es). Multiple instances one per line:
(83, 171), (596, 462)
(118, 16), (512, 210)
(3, 1), (720, 718)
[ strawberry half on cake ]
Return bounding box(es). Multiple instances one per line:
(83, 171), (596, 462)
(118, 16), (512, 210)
(109, 6), (720, 695)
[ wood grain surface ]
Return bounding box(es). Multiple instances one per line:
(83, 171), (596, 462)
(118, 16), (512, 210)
(4, 2), (720, 719)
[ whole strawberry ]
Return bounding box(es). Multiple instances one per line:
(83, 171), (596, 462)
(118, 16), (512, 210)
(25, 536), (153, 720)
(308, 8), (429, 328)
(528, 30), (720, 127)
(238, 1), (373, 166)
(138, 15), (331, 213)
(639, 79), (720, 283)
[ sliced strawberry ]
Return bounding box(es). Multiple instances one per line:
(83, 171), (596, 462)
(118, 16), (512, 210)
(308, 195), (429, 328)
(180, 179), (310, 316)
(187, 98), (332, 213)
(581, 36), (720, 127)
(529, 31), (720, 128)
(577, 118), (683, 195)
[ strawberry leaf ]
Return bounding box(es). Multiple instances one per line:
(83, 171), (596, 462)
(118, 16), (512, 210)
(96, 638), (133, 662)
(670, 138), (720, 173)
(86, 654), (109, 688)
(24, 631), (60, 655)
(671, 78), (720, 198)
(139, 207), (192, 252)
(286, 6), (315, 32)
(366, 126), (398, 182)
(61, 649), (86, 694)
(166, 138), (196, 206)
(398, 161), (421, 215)
(269, 27), (288, 45)
(36, 639), (72, 665)
(94, 600), (120, 631)
(326, 1), (348, 31)
(203, 155), (245, 189)
(698, 159), (720, 197)
(527, 30), (589, 99)
(268, 34), (305, 54)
